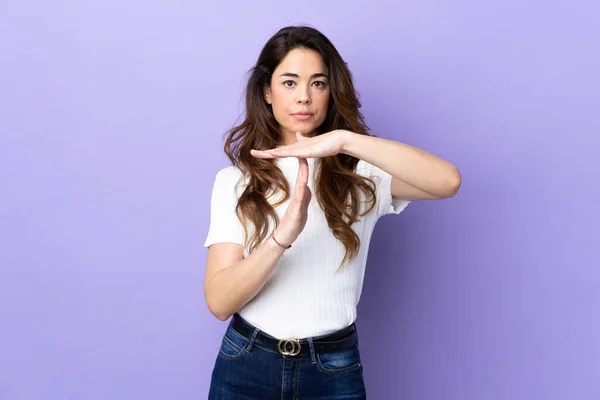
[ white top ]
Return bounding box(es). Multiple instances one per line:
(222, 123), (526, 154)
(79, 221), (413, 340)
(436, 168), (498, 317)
(203, 156), (410, 339)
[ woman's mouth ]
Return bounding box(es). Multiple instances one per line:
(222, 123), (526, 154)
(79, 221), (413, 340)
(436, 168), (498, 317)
(292, 113), (314, 121)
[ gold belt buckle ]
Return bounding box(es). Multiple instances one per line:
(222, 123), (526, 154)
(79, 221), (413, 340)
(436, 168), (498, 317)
(277, 338), (301, 356)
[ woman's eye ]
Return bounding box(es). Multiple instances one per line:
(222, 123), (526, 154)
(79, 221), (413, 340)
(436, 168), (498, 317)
(283, 81), (295, 88)
(313, 81), (326, 88)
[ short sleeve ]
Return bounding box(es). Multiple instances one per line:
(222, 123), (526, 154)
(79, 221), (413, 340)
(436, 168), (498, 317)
(356, 159), (410, 218)
(203, 168), (246, 249)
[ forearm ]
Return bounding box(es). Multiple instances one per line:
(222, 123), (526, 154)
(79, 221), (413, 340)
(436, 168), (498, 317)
(205, 235), (286, 321)
(340, 131), (461, 197)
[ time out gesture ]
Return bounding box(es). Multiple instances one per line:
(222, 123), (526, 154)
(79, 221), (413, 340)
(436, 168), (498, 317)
(251, 129), (462, 201)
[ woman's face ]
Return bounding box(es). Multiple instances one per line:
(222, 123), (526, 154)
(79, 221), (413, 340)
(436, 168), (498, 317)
(264, 48), (331, 143)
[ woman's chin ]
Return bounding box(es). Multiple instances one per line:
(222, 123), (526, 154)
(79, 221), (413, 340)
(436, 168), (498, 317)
(278, 121), (321, 137)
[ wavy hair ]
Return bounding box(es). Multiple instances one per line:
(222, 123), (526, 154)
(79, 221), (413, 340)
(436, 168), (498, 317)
(223, 26), (379, 270)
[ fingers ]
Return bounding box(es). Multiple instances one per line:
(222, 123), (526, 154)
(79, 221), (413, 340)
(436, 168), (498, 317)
(250, 134), (310, 159)
(296, 131), (307, 142)
(296, 157), (308, 185)
(292, 174), (311, 212)
(291, 158), (309, 207)
(302, 185), (312, 208)
(297, 185), (312, 216)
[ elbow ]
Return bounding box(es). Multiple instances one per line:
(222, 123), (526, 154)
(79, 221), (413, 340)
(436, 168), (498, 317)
(205, 278), (234, 321)
(208, 303), (232, 321)
(213, 311), (232, 322)
(442, 167), (462, 198)
(206, 296), (233, 321)
(450, 168), (462, 196)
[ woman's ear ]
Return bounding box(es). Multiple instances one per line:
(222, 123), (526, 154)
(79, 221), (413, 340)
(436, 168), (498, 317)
(263, 84), (272, 105)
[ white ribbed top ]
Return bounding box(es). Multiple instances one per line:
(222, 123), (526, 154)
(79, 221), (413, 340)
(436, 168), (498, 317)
(204, 157), (409, 339)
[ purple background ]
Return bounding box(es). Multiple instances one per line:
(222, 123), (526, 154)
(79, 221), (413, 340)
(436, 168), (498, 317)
(1, 1), (599, 399)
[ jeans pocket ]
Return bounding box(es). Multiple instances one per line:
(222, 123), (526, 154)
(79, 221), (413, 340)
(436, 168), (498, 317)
(218, 326), (249, 360)
(316, 344), (362, 374)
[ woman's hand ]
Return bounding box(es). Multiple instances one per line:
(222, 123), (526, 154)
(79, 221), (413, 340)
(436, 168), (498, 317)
(257, 130), (349, 247)
(250, 130), (350, 159)
(271, 156), (312, 247)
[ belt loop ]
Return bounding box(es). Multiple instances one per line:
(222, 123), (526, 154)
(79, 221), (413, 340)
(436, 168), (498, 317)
(307, 337), (317, 364)
(245, 328), (260, 353)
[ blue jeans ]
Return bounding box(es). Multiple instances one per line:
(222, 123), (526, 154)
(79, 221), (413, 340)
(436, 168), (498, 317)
(208, 321), (367, 399)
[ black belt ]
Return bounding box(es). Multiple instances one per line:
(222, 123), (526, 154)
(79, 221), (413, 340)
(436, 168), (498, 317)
(230, 313), (358, 356)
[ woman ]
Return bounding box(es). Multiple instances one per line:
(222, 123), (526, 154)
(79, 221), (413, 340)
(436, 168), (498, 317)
(203, 25), (461, 399)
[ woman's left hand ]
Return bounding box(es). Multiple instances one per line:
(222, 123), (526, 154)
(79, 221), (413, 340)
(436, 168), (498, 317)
(250, 130), (350, 159)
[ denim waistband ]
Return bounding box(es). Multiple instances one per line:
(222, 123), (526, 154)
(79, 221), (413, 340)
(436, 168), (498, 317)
(229, 313), (358, 358)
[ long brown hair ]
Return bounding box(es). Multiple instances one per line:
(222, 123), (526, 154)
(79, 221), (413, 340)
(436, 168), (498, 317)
(223, 26), (379, 270)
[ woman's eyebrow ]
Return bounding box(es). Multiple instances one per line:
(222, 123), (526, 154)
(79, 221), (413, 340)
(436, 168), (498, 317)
(279, 72), (329, 79)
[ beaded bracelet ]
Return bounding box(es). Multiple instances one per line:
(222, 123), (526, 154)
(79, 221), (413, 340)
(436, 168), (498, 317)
(271, 232), (292, 249)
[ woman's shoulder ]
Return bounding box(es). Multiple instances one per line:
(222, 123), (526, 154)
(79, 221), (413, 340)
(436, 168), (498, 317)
(212, 165), (249, 191)
(215, 164), (243, 179)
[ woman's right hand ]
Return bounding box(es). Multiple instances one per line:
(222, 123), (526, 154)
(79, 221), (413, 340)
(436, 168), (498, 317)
(272, 156), (312, 247)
